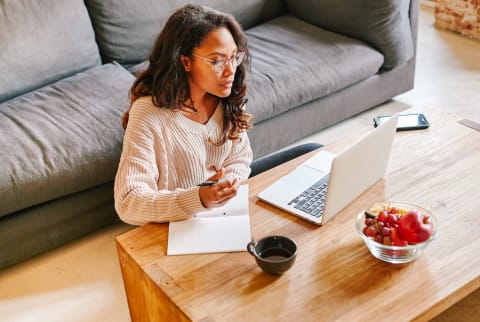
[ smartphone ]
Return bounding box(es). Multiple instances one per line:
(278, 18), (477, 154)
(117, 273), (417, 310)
(373, 113), (429, 131)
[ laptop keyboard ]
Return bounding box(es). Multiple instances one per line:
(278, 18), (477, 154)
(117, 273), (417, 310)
(287, 174), (330, 218)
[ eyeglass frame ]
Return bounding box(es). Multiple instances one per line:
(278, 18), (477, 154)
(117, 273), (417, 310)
(190, 51), (245, 73)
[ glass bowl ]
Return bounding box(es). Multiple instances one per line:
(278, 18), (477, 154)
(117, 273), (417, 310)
(355, 202), (439, 264)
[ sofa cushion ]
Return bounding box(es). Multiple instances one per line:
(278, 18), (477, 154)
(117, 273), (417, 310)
(0, 0), (101, 103)
(84, 0), (286, 66)
(246, 15), (384, 124)
(0, 64), (134, 218)
(285, 0), (414, 69)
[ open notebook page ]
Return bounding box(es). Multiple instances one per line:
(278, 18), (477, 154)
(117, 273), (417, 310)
(167, 184), (250, 255)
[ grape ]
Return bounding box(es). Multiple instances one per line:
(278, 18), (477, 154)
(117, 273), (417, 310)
(382, 227), (391, 236)
(365, 225), (377, 237)
(378, 210), (388, 223)
(389, 207), (399, 214)
(387, 213), (398, 226)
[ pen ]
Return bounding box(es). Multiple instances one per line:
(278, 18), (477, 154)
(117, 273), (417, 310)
(197, 180), (218, 187)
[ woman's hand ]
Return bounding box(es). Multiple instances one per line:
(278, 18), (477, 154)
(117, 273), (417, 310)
(199, 168), (240, 208)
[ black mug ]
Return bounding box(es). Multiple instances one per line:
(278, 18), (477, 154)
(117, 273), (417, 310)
(247, 235), (297, 275)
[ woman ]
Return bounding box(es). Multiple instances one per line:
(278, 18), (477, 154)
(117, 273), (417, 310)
(114, 4), (253, 225)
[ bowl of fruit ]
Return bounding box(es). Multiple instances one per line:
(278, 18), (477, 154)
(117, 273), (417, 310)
(355, 202), (439, 264)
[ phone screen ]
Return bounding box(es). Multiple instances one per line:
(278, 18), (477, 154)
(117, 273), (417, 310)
(374, 114), (429, 131)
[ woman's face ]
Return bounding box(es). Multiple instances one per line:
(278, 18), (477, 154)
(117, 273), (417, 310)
(182, 27), (239, 99)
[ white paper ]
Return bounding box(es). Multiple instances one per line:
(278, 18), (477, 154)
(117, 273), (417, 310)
(167, 184), (251, 255)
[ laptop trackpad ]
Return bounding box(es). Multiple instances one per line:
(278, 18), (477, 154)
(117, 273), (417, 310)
(302, 150), (335, 172)
(258, 165), (326, 204)
(258, 151), (334, 203)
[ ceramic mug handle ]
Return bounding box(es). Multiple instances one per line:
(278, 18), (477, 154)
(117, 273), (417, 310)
(247, 240), (256, 256)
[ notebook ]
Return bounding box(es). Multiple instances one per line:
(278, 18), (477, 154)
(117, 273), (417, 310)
(258, 114), (399, 225)
(167, 184), (251, 255)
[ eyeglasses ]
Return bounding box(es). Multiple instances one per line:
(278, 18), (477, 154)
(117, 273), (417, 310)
(191, 51), (245, 73)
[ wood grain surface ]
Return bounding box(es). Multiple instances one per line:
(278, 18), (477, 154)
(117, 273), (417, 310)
(116, 106), (480, 322)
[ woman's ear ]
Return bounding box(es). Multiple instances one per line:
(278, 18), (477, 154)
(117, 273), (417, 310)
(180, 55), (191, 72)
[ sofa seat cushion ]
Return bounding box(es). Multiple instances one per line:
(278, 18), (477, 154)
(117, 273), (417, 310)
(0, 64), (134, 218)
(0, 0), (101, 103)
(246, 15), (384, 124)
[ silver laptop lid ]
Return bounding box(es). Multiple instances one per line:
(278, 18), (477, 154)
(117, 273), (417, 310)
(321, 113), (399, 223)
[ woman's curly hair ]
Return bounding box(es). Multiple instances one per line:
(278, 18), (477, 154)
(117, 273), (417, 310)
(123, 4), (253, 143)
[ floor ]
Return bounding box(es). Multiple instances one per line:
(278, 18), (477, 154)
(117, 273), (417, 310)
(1, 5), (479, 322)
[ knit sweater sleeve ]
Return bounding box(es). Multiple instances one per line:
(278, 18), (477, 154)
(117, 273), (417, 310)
(114, 102), (205, 226)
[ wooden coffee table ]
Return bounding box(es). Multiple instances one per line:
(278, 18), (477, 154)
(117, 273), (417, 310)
(116, 106), (480, 322)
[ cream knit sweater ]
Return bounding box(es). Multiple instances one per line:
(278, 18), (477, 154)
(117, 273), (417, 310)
(114, 97), (253, 225)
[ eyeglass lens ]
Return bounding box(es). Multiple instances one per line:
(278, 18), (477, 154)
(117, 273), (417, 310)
(214, 52), (245, 72)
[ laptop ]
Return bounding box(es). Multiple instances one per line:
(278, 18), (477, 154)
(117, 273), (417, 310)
(258, 114), (399, 225)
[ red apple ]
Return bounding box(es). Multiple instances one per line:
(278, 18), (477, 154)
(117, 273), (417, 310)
(398, 210), (433, 243)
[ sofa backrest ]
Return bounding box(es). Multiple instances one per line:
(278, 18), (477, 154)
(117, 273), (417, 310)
(84, 0), (287, 66)
(285, 0), (415, 70)
(0, 0), (101, 103)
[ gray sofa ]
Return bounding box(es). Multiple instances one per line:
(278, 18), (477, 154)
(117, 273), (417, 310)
(0, 0), (419, 269)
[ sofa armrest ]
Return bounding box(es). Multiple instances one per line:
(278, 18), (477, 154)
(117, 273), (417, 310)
(285, 0), (417, 69)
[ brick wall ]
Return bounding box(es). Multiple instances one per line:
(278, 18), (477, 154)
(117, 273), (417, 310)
(434, 0), (480, 40)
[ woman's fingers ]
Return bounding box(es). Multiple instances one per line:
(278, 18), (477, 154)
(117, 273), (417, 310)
(210, 182), (238, 204)
(207, 168), (225, 181)
(198, 177), (241, 208)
